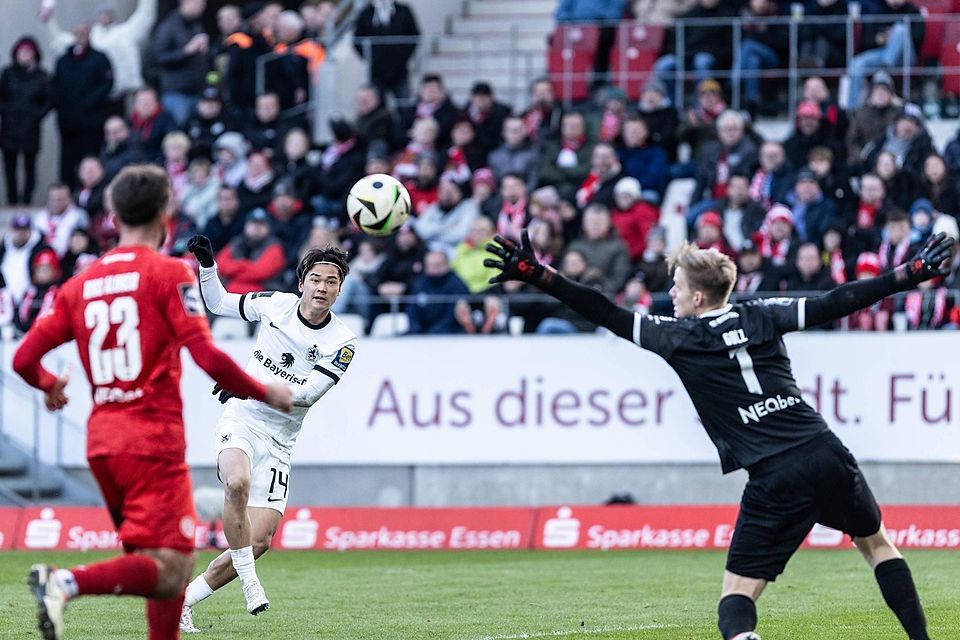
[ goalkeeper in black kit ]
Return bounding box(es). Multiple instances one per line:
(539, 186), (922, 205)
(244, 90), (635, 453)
(485, 230), (955, 640)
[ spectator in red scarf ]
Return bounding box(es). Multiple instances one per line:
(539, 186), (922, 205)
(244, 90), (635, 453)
(802, 75), (847, 141)
(748, 141), (793, 210)
(128, 86), (176, 163)
(691, 109), (758, 211)
(842, 252), (892, 331)
(586, 86), (628, 144)
(538, 111), (593, 202)
(679, 78), (727, 160)
(610, 177), (659, 261)
(397, 73), (459, 148)
(820, 221), (851, 285)
(693, 210), (736, 258)
(521, 76), (562, 143)
(442, 118), (477, 183)
(393, 116), (438, 181)
(486, 173), (528, 242)
(576, 143), (624, 210)
(617, 271), (653, 314)
(464, 81), (509, 159)
(878, 209), (917, 271)
(162, 131), (191, 199)
(900, 277), (953, 330)
(847, 172), (889, 256)
(469, 167), (495, 212)
(753, 204), (797, 272)
(401, 151), (440, 216)
(734, 239), (779, 293)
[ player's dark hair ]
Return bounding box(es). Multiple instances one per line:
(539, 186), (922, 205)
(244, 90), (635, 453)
(108, 164), (171, 228)
(421, 73), (443, 87)
(298, 245), (350, 284)
(668, 242), (737, 307)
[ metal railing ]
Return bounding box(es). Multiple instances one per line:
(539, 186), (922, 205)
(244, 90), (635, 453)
(314, 287), (960, 334)
(553, 11), (960, 114)
(0, 340), (87, 503)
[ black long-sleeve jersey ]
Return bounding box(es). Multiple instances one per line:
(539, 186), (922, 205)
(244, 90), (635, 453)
(543, 268), (917, 473)
(634, 299), (826, 473)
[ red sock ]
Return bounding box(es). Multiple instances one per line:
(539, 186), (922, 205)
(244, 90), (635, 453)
(147, 593), (185, 640)
(72, 554), (159, 597)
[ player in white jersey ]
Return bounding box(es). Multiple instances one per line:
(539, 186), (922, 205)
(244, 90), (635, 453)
(179, 237), (357, 633)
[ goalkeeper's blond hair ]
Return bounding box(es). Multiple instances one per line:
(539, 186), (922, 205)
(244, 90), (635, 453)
(668, 242), (737, 307)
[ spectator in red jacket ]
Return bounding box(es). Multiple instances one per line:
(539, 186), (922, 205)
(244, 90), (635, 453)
(215, 208), (286, 294)
(610, 177), (659, 261)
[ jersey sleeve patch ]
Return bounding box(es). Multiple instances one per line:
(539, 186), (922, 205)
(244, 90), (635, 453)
(331, 345), (355, 372)
(178, 282), (204, 316)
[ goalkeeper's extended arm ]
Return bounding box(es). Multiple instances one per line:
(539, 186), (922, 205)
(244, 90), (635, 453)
(803, 232), (955, 327)
(485, 231), (635, 340)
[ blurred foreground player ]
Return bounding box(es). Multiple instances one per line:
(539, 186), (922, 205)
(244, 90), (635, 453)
(484, 230), (953, 640)
(179, 236), (357, 632)
(13, 164), (293, 640)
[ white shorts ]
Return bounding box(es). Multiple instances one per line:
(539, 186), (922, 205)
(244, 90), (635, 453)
(216, 416), (292, 515)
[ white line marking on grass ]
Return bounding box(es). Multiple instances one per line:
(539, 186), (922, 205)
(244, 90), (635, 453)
(474, 623), (677, 639)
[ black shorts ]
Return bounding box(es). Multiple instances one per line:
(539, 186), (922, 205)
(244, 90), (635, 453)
(726, 431), (882, 581)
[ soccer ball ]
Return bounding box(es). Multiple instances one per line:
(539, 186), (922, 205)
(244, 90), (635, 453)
(346, 173), (411, 236)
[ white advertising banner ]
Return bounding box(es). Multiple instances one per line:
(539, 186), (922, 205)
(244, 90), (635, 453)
(6, 333), (960, 466)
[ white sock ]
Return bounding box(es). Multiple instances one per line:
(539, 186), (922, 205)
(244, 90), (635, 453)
(184, 575), (215, 606)
(54, 569), (78, 598)
(229, 546), (259, 586)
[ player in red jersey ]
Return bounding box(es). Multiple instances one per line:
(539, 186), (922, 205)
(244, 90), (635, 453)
(13, 164), (293, 640)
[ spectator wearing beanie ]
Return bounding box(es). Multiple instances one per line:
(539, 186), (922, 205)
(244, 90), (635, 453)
(15, 248), (60, 334)
(693, 210), (736, 258)
(610, 177), (659, 261)
(216, 207), (286, 294)
(754, 204), (798, 271)
(637, 78), (680, 163)
(785, 168), (838, 244)
(847, 71), (902, 164)
(842, 252), (891, 331)
(0, 37), (53, 205)
(213, 132), (249, 189)
(784, 100), (844, 170)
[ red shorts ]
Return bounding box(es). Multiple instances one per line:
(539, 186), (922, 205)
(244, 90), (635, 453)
(89, 455), (197, 553)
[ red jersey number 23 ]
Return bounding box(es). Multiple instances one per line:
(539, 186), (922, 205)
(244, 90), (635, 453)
(84, 296), (143, 385)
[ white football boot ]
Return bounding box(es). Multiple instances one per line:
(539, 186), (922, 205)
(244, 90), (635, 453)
(242, 580), (270, 615)
(28, 564), (67, 640)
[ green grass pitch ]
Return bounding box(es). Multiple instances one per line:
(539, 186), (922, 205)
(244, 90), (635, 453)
(0, 549), (957, 638)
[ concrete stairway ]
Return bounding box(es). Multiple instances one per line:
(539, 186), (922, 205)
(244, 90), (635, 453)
(420, 0), (555, 107)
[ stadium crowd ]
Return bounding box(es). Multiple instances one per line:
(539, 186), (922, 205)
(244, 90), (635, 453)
(1, 0), (960, 337)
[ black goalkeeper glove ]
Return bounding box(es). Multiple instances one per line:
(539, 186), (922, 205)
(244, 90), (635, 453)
(898, 231), (955, 285)
(188, 235), (215, 268)
(483, 229), (557, 288)
(212, 383), (247, 404)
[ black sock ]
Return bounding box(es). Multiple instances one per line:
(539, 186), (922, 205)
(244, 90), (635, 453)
(717, 594), (757, 639)
(874, 558), (929, 640)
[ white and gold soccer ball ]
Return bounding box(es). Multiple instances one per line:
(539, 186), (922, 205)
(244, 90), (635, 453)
(346, 173), (411, 236)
